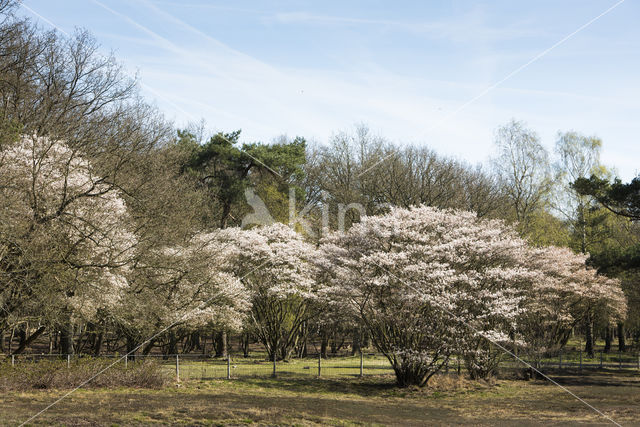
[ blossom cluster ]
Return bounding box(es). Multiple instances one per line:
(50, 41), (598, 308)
(315, 205), (626, 384)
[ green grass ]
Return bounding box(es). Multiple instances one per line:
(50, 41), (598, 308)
(163, 354), (395, 381)
(3, 369), (640, 426)
(9, 350), (639, 384)
(163, 351), (640, 382)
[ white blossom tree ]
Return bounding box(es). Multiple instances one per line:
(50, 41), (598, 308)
(317, 206), (529, 386)
(211, 223), (318, 360)
(517, 246), (626, 366)
(0, 135), (136, 353)
(117, 231), (249, 355)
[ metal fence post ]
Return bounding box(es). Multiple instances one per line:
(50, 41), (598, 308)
(124, 355), (128, 369)
(175, 355), (180, 382)
(317, 353), (321, 377)
(227, 355), (231, 380)
(11, 355), (14, 367)
(359, 351), (364, 377)
(600, 351), (603, 369)
(619, 351), (622, 369)
(559, 351), (562, 370)
(67, 354), (70, 369)
(579, 350), (582, 370)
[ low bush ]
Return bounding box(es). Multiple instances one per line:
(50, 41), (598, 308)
(0, 357), (168, 391)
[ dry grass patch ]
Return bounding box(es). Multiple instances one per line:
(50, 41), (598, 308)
(0, 358), (168, 391)
(2, 370), (639, 425)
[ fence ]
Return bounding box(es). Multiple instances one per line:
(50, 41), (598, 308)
(3, 350), (639, 382)
(539, 349), (640, 370)
(1, 352), (395, 381)
(170, 353), (398, 381)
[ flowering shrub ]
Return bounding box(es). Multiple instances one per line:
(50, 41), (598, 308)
(0, 136), (627, 381)
(211, 223), (318, 360)
(517, 246), (626, 366)
(317, 206), (530, 386)
(119, 231), (250, 350)
(316, 205), (627, 386)
(0, 136), (136, 334)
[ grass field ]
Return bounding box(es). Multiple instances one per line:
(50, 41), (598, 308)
(151, 350), (640, 380)
(162, 353), (395, 380)
(3, 368), (640, 426)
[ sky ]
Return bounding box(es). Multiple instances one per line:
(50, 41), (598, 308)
(18, 0), (640, 180)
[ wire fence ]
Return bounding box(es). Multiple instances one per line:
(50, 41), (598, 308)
(538, 349), (640, 370)
(3, 349), (640, 382)
(2, 352), (394, 381)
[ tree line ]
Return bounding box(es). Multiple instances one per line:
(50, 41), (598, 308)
(0, 0), (638, 386)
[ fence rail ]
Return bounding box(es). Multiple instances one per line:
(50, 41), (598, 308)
(3, 350), (639, 382)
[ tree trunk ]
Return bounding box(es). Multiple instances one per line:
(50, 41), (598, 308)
(584, 312), (594, 358)
(166, 331), (178, 356)
(214, 331), (227, 358)
(183, 331), (201, 353)
(49, 332), (54, 354)
(60, 322), (74, 355)
(74, 323), (86, 353)
(320, 334), (328, 358)
(296, 321), (308, 358)
(11, 326), (46, 355)
(604, 325), (612, 353)
(220, 202), (231, 229)
(617, 323), (626, 352)
(93, 332), (103, 356)
(17, 324), (26, 350)
(8, 326), (15, 354)
(330, 335), (338, 354)
(351, 328), (361, 356)
(241, 332), (250, 357)
(392, 360), (433, 387)
(363, 332), (370, 349)
(126, 336), (137, 361)
(142, 339), (155, 356)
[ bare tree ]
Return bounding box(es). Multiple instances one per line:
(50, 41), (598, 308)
(491, 119), (553, 231)
(305, 126), (507, 237)
(554, 131), (605, 357)
(0, 14), (172, 353)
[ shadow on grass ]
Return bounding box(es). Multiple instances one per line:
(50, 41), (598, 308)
(171, 389), (462, 425)
(536, 368), (640, 389)
(9, 371), (639, 426)
(233, 373), (400, 397)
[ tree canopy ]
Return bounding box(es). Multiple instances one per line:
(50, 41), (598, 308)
(573, 175), (640, 221)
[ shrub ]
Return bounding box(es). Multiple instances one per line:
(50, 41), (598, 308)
(0, 357), (168, 391)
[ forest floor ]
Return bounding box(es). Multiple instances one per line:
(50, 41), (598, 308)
(2, 369), (640, 426)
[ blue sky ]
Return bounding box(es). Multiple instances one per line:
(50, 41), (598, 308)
(19, 0), (640, 180)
